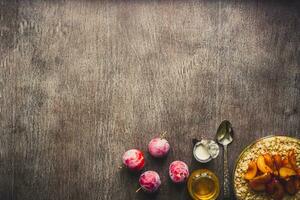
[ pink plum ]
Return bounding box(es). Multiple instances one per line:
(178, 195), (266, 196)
(139, 171), (161, 193)
(148, 137), (170, 158)
(169, 160), (189, 183)
(122, 149), (145, 171)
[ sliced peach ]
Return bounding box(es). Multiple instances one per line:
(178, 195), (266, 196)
(282, 157), (293, 169)
(257, 155), (273, 173)
(279, 167), (297, 179)
(295, 177), (300, 191)
(266, 178), (282, 195)
(285, 178), (297, 195)
(272, 181), (285, 200)
(244, 161), (258, 180)
(273, 171), (279, 176)
(265, 177), (285, 200)
(266, 178), (276, 194)
(273, 154), (283, 170)
(296, 168), (300, 176)
(249, 181), (266, 192)
(251, 173), (272, 184)
(288, 150), (297, 170)
(264, 153), (275, 170)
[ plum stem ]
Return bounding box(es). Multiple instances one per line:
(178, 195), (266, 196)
(160, 131), (167, 139)
(118, 165), (123, 169)
(135, 187), (142, 193)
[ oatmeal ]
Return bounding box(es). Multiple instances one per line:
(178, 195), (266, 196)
(234, 136), (300, 200)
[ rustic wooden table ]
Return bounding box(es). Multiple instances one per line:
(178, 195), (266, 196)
(0, 1), (299, 200)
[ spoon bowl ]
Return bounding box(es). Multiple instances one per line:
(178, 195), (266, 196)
(216, 120), (233, 146)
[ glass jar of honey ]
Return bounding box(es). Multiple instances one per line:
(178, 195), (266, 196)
(187, 169), (220, 200)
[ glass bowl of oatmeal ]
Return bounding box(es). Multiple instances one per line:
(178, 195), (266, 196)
(233, 135), (300, 200)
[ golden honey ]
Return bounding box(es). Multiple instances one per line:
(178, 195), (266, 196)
(187, 169), (220, 200)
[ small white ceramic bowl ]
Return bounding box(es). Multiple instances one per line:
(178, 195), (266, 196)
(193, 139), (220, 163)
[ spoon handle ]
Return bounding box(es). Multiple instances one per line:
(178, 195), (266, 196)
(223, 145), (230, 199)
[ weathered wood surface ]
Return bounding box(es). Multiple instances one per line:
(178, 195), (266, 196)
(0, 1), (299, 200)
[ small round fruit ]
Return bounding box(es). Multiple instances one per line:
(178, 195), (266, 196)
(148, 137), (170, 158)
(122, 149), (145, 171)
(169, 161), (189, 183)
(139, 171), (161, 193)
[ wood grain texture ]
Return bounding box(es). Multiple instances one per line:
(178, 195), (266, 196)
(0, 0), (299, 200)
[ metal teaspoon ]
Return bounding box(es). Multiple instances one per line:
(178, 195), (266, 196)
(216, 120), (233, 200)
